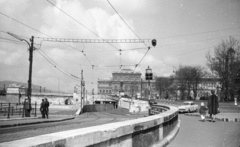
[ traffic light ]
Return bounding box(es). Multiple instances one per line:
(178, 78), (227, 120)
(145, 73), (153, 80)
(81, 81), (85, 86)
(152, 39), (157, 47)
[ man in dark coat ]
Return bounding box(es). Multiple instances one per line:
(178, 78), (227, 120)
(40, 99), (45, 118)
(24, 98), (32, 117)
(45, 98), (50, 119)
(208, 90), (219, 122)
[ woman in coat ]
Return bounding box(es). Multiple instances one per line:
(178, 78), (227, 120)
(208, 90), (219, 122)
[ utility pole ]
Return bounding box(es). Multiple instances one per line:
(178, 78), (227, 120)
(7, 33), (35, 117)
(80, 70), (83, 113)
(27, 36), (34, 116)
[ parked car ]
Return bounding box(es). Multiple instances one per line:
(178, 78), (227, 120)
(199, 96), (208, 100)
(149, 99), (157, 105)
(178, 101), (198, 113)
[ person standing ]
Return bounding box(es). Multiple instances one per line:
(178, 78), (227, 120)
(208, 90), (219, 122)
(45, 98), (50, 119)
(23, 99), (32, 117)
(40, 99), (45, 118)
(199, 102), (208, 122)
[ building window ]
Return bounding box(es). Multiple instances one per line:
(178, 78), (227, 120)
(106, 90), (108, 93)
(100, 90), (102, 93)
(103, 90), (105, 93)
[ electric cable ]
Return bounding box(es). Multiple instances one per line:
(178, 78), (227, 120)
(37, 49), (80, 80)
(107, 0), (148, 48)
(0, 12), (93, 66)
(46, 0), (119, 51)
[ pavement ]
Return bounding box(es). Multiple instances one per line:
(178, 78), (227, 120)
(0, 104), (239, 146)
(0, 107), (148, 128)
(0, 115), (75, 128)
(185, 112), (240, 122)
(169, 115), (240, 147)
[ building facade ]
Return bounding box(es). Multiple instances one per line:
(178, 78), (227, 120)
(98, 69), (156, 98)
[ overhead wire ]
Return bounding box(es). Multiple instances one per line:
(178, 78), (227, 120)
(106, 0), (149, 48)
(37, 49), (80, 80)
(0, 11), (93, 66)
(46, 0), (119, 51)
(158, 34), (240, 48)
(157, 26), (240, 40)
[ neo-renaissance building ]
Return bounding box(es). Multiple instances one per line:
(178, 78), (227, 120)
(97, 69), (156, 98)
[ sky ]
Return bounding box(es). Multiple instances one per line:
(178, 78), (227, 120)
(0, 0), (240, 93)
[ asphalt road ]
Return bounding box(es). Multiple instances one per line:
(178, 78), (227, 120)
(0, 111), (144, 143)
(169, 114), (240, 147)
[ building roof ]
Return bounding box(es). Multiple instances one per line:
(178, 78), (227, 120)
(8, 83), (25, 88)
(112, 69), (141, 74)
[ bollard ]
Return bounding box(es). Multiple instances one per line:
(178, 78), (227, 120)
(7, 103), (10, 118)
(234, 98), (237, 106)
(35, 102), (37, 117)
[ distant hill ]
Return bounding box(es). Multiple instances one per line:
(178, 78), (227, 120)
(0, 80), (59, 93)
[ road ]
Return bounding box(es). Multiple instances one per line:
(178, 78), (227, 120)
(0, 111), (145, 143)
(169, 114), (240, 147)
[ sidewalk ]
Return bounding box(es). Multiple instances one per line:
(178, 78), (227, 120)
(0, 115), (75, 128)
(185, 112), (240, 122)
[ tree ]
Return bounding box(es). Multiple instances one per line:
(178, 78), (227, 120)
(175, 65), (207, 100)
(206, 36), (240, 101)
(155, 76), (174, 99)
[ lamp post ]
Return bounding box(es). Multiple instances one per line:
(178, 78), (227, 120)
(8, 32), (34, 117)
(146, 66), (153, 100)
(226, 47), (235, 101)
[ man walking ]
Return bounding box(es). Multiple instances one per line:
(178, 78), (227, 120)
(45, 98), (50, 119)
(208, 90), (219, 122)
(40, 99), (45, 118)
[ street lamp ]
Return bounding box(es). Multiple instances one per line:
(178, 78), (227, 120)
(7, 32), (34, 117)
(226, 47), (235, 101)
(145, 66), (153, 100)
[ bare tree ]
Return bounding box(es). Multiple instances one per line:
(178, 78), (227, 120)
(206, 36), (240, 101)
(175, 65), (207, 100)
(155, 76), (174, 99)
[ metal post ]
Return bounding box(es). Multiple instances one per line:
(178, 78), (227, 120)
(148, 80), (151, 100)
(35, 102), (37, 117)
(7, 103), (10, 118)
(80, 70), (83, 114)
(140, 78), (142, 99)
(27, 36), (34, 116)
(22, 103), (24, 118)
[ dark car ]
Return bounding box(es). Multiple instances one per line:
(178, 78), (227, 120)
(199, 96), (208, 100)
(149, 99), (157, 105)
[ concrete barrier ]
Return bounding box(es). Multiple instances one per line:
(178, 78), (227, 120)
(0, 105), (180, 147)
(82, 104), (115, 113)
(118, 98), (150, 113)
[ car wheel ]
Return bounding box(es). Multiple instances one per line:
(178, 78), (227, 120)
(188, 109), (191, 113)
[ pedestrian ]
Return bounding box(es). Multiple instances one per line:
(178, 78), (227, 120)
(40, 99), (45, 118)
(45, 98), (50, 119)
(23, 98), (32, 117)
(199, 102), (208, 122)
(208, 90), (219, 122)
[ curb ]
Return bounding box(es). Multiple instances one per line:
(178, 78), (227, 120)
(184, 113), (240, 122)
(0, 116), (75, 128)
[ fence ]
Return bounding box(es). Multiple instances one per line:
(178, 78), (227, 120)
(0, 102), (37, 118)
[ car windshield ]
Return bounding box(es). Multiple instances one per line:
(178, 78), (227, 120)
(183, 103), (190, 105)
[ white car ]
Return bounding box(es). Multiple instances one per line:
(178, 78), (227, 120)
(178, 101), (198, 113)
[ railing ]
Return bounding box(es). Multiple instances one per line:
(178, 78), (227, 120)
(149, 104), (169, 115)
(156, 99), (182, 106)
(0, 102), (37, 118)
